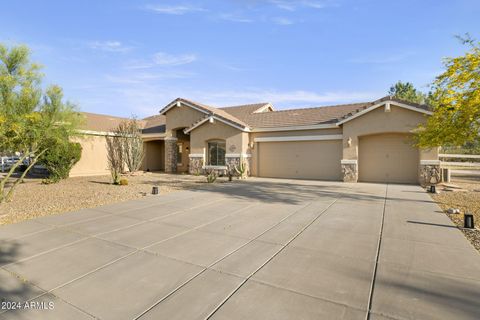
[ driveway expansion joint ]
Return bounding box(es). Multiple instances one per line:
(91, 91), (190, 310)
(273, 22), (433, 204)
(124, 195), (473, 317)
(204, 196), (342, 319)
(365, 183), (388, 320)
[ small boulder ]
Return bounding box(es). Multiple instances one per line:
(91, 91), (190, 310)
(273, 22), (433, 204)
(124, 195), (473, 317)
(447, 208), (460, 214)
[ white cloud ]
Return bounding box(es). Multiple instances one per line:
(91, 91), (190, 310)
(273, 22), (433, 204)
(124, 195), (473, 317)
(88, 41), (132, 53)
(302, 1), (328, 9)
(219, 13), (253, 23)
(272, 17), (294, 25)
(268, 0), (296, 11)
(105, 71), (195, 84)
(123, 52), (197, 70)
(268, 0), (329, 11)
(144, 4), (207, 15)
(153, 52), (197, 66)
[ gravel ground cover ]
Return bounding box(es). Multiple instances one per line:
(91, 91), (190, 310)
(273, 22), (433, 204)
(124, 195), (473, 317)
(432, 174), (480, 252)
(0, 172), (209, 225)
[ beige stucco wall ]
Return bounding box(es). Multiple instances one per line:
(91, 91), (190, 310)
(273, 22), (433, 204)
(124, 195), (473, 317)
(143, 140), (164, 171)
(190, 120), (246, 155)
(70, 135), (110, 177)
(342, 105), (438, 160)
(165, 106), (205, 135)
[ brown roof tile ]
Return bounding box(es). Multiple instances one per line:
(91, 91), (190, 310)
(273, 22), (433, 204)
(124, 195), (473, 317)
(219, 103), (271, 119)
(223, 102), (370, 128)
(79, 112), (166, 134)
(79, 112), (132, 132)
(219, 96), (431, 128)
(142, 114), (166, 134)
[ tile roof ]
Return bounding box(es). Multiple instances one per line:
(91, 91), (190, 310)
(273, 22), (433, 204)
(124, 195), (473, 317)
(227, 102), (370, 128)
(79, 112), (166, 134)
(218, 96), (431, 128)
(219, 103), (271, 119)
(141, 114), (166, 134)
(79, 112), (132, 132)
(81, 95), (431, 133)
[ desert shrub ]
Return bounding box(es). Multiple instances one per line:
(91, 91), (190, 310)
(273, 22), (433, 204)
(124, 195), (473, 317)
(206, 170), (217, 183)
(115, 118), (144, 173)
(119, 178), (128, 186)
(106, 135), (123, 184)
(39, 141), (82, 183)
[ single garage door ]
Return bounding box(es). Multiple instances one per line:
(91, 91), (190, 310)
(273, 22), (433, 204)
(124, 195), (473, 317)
(358, 133), (419, 184)
(258, 140), (342, 180)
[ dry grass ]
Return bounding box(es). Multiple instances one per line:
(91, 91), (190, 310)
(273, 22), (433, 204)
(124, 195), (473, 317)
(0, 172), (209, 225)
(432, 175), (480, 252)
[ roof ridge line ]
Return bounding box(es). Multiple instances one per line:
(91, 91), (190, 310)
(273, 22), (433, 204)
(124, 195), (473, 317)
(219, 102), (270, 109)
(260, 102), (370, 114)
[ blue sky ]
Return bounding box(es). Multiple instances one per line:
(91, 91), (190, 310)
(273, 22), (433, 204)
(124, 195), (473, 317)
(1, 0), (479, 117)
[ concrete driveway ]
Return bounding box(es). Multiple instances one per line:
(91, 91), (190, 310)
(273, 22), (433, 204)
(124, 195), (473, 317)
(1, 178), (479, 320)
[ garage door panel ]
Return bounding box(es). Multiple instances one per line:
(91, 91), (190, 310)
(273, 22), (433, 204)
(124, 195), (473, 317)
(258, 140), (342, 180)
(358, 134), (418, 184)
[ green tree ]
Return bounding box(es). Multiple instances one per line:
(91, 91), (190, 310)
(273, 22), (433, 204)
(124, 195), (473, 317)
(0, 44), (82, 202)
(415, 38), (480, 148)
(388, 81), (427, 104)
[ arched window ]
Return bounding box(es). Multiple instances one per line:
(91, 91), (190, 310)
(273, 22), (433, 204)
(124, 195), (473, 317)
(207, 140), (226, 166)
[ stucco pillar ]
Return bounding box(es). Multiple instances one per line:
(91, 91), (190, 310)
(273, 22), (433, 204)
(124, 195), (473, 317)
(419, 160), (441, 186)
(341, 134), (358, 182)
(341, 159), (358, 182)
(164, 137), (178, 173)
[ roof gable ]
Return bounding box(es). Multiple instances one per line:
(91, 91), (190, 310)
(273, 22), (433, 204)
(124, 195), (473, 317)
(336, 96), (432, 125)
(160, 98), (251, 133)
(159, 95), (432, 132)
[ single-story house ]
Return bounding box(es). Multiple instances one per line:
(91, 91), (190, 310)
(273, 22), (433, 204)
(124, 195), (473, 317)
(70, 96), (441, 185)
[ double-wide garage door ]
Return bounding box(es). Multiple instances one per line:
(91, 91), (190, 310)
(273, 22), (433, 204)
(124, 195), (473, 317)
(257, 140), (342, 180)
(358, 133), (419, 184)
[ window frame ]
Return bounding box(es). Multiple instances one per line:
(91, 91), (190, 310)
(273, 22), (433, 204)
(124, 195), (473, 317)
(207, 140), (226, 166)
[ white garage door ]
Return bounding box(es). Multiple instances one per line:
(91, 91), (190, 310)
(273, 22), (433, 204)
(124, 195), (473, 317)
(258, 140), (342, 180)
(358, 133), (419, 184)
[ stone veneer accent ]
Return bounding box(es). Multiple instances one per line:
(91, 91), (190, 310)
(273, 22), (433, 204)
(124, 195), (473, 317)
(419, 160), (441, 186)
(189, 156), (204, 175)
(341, 160), (358, 182)
(226, 155), (250, 178)
(164, 137), (178, 173)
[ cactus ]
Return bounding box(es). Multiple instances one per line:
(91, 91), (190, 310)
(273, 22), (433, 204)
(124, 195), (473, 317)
(234, 160), (248, 179)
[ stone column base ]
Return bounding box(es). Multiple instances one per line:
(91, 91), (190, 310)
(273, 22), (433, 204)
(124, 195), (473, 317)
(420, 160), (441, 186)
(164, 138), (178, 173)
(341, 160), (358, 182)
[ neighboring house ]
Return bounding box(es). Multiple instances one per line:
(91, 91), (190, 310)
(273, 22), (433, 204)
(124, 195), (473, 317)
(70, 96), (440, 185)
